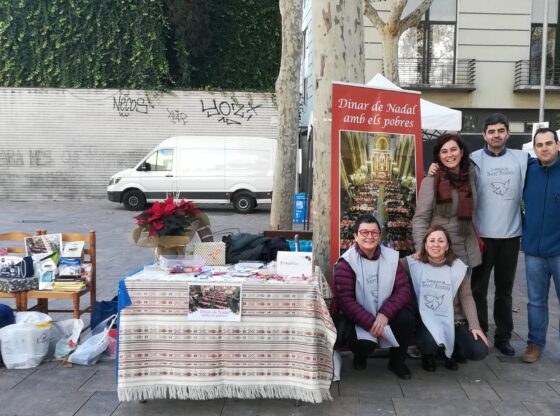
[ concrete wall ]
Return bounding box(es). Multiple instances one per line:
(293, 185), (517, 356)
(0, 88), (278, 201)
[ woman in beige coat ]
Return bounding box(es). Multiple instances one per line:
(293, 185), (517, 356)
(412, 133), (482, 269)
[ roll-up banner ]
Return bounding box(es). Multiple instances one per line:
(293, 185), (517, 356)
(330, 82), (423, 268)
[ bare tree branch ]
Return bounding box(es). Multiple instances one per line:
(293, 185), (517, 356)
(400, 0), (434, 33)
(364, 0), (385, 30)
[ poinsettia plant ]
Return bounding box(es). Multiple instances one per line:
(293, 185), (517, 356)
(134, 198), (201, 237)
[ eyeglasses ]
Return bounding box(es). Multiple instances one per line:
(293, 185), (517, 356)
(358, 230), (380, 238)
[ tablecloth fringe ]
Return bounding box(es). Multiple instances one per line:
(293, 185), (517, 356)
(118, 384), (332, 403)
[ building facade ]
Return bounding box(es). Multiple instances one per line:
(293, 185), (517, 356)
(302, 0), (560, 146)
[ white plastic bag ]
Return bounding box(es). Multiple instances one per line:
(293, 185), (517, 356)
(67, 314), (116, 366)
(0, 312), (53, 369)
(53, 319), (84, 359)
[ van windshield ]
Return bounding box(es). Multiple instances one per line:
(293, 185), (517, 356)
(143, 149), (173, 171)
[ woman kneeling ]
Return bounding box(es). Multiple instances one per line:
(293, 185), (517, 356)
(407, 225), (489, 371)
(335, 214), (415, 379)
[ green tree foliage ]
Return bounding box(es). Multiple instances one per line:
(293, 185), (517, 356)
(0, 0), (170, 89)
(189, 0), (281, 90)
(164, 0), (212, 87)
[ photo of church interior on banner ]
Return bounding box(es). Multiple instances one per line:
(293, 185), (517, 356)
(339, 132), (417, 256)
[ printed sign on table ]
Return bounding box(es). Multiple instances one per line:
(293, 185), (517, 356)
(188, 284), (242, 322)
(331, 82), (423, 268)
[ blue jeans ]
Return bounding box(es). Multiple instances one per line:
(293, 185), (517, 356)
(525, 254), (560, 350)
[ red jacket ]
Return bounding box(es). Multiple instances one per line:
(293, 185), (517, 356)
(334, 244), (413, 332)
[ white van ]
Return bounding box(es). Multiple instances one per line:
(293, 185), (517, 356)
(107, 136), (276, 213)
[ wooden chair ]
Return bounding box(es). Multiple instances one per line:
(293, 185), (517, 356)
(27, 230), (96, 319)
(0, 232), (32, 311)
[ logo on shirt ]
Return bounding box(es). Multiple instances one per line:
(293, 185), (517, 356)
(490, 179), (510, 197)
(424, 294), (444, 310)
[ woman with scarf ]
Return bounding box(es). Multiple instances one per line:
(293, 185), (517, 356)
(411, 133), (484, 369)
(406, 226), (489, 371)
(412, 133), (482, 270)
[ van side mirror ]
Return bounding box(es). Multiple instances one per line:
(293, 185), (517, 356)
(139, 162), (151, 171)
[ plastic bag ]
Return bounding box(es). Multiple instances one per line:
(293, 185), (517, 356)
(67, 314), (116, 366)
(53, 319), (84, 359)
(0, 311), (53, 369)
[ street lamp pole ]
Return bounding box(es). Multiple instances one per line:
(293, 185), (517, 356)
(539, 0), (549, 122)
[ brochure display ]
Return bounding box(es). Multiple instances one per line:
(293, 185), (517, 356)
(330, 82), (423, 264)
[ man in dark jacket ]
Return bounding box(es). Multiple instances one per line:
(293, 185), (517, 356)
(334, 214), (415, 379)
(521, 127), (560, 364)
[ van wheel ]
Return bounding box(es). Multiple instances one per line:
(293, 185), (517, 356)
(232, 193), (256, 214)
(123, 190), (146, 211)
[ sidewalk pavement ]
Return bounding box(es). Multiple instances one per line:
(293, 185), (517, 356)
(1, 201), (559, 416)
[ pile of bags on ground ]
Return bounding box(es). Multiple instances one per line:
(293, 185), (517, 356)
(0, 304), (116, 369)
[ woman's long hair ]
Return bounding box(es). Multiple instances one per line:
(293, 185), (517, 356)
(432, 133), (470, 172)
(418, 225), (457, 266)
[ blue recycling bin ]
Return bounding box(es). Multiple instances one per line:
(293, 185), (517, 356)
(292, 192), (309, 224)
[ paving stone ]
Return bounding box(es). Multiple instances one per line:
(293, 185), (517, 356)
(489, 401), (533, 416)
(0, 389), (94, 416)
(113, 398), (226, 416)
(459, 380), (501, 401)
(399, 378), (467, 400)
(78, 369), (117, 392)
(74, 391), (120, 416)
(0, 367), (35, 389)
(357, 398), (396, 415)
(392, 398), (496, 416)
(221, 398), (260, 416)
(486, 361), (560, 382)
(11, 367), (97, 391)
(522, 401), (560, 416)
(549, 381), (560, 395)
(488, 380), (560, 402)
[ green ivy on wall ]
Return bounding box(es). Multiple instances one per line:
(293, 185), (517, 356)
(0, 0), (170, 89)
(0, 0), (281, 91)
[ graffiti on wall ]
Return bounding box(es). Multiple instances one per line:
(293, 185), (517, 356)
(200, 99), (262, 125)
(167, 108), (188, 125)
(113, 93), (155, 117)
(0, 150), (25, 167)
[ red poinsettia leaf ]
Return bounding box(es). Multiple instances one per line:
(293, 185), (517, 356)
(146, 200), (162, 214)
(152, 220), (165, 230)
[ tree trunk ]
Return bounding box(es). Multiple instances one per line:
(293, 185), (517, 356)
(270, 0), (303, 230)
(381, 30), (400, 83)
(312, 1), (364, 279)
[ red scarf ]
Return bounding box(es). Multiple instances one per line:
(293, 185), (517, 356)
(435, 167), (473, 221)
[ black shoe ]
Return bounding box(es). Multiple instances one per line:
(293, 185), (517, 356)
(421, 354), (436, 372)
(452, 350), (467, 364)
(388, 361), (412, 379)
(444, 357), (458, 371)
(353, 355), (367, 370)
(495, 340), (515, 356)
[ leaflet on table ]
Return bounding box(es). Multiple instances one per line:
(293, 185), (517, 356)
(188, 283), (242, 322)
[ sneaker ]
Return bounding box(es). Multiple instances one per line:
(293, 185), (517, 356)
(521, 344), (542, 364)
